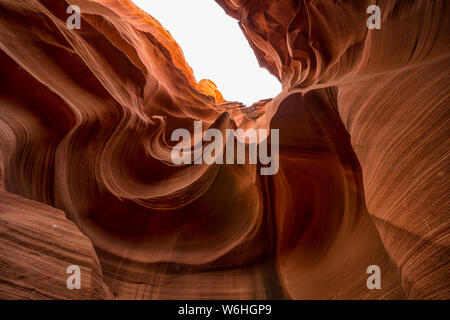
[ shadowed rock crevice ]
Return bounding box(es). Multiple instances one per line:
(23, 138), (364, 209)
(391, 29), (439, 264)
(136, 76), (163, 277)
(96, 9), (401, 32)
(0, 0), (448, 299)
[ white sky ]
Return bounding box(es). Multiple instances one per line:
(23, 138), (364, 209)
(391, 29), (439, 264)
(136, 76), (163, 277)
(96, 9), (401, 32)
(132, 0), (281, 106)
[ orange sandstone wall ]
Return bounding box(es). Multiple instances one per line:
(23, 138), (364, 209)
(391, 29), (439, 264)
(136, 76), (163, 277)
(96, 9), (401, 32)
(216, 0), (449, 299)
(0, 0), (447, 299)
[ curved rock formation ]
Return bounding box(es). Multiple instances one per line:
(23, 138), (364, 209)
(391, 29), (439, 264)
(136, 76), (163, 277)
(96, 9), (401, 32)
(216, 0), (449, 299)
(0, 191), (112, 299)
(0, 0), (448, 299)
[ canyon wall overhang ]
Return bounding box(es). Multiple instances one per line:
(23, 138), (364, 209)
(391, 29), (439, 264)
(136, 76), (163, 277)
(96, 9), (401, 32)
(0, 0), (448, 299)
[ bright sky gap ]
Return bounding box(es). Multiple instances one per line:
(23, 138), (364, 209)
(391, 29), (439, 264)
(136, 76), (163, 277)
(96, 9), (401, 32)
(132, 0), (281, 106)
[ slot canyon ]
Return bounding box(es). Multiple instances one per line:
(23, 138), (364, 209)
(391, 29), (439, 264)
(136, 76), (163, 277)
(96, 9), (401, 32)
(0, 0), (448, 299)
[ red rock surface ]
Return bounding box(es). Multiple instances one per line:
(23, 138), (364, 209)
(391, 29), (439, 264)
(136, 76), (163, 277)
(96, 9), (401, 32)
(0, 191), (112, 299)
(0, 0), (448, 299)
(216, 0), (449, 299)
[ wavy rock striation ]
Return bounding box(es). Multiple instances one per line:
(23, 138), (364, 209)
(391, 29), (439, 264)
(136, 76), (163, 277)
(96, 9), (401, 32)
(0, 191), (112, 299)
(0, 0), (448, 299)
(216, 0), (449, 299)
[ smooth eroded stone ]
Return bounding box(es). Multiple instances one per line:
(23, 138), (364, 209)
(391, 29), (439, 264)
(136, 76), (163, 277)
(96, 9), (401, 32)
(0, 191), (113, 299)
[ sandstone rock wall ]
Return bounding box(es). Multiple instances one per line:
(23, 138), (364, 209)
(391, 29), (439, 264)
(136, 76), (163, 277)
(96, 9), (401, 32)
(0, 0), (447, 299)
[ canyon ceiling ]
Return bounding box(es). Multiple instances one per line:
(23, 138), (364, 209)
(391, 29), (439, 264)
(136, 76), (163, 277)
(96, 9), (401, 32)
(0, 0), (448, 299)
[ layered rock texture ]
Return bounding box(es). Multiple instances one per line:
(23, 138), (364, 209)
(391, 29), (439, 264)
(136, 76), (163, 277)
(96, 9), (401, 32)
(0, 191), (112, 299)
(0, 0), (448, 299)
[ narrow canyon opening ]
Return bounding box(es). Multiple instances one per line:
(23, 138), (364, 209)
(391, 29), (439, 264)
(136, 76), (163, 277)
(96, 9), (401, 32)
(0, 0), (447, 301)
(132, 0), (281, 106)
